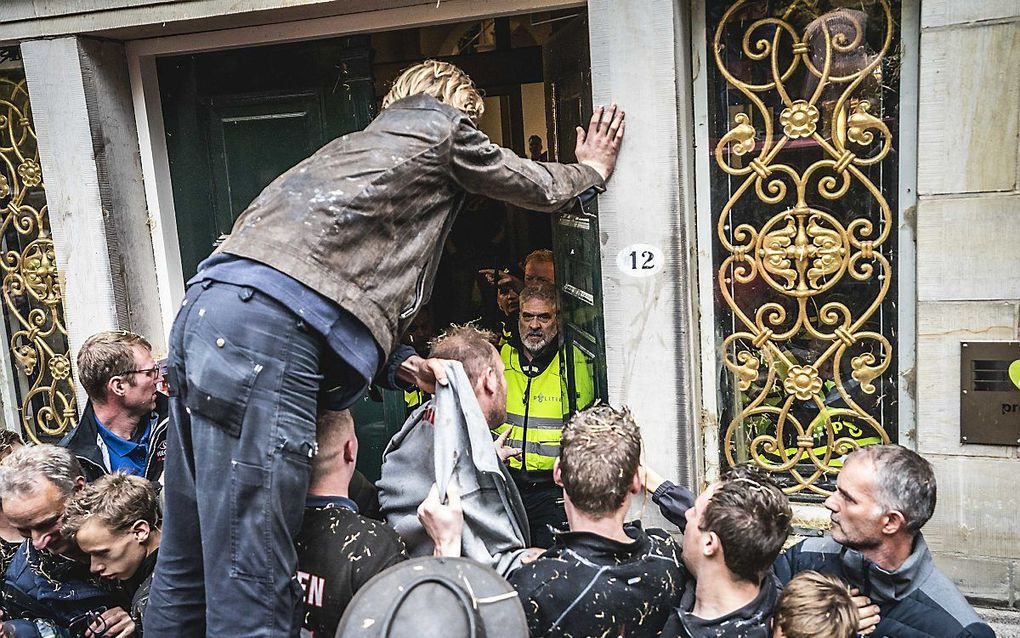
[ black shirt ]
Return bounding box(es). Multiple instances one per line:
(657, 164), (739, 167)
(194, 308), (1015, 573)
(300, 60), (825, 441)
(294, 496), (407, 637)
(508, 522), (686, 637)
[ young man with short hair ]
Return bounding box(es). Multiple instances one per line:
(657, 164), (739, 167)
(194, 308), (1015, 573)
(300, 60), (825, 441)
(294, 409), (406, 638)
(644, 463), (792, 637)
(61, 472), (161, 633)
(505, 405), (685, 637)
(775, 444), (994, 637)
(772, 571), (857, 638)
(61, 331), (168, 483)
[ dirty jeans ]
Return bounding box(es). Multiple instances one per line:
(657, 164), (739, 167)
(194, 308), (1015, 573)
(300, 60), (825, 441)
(145, 281), (322, 638)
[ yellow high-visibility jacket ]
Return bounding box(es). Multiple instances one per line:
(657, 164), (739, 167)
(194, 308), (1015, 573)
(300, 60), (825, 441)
(496, 342), (594, 472)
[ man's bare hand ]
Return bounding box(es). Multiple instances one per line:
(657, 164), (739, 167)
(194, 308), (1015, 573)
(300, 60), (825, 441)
(418, 482), (464, 558)
(88, 607), (136, 638)
(398, 355), (452, 394)
(494, 429), (522, 463)
(575, 104), (626, 181)
(851, 588), (880, 635)
(637, 464), (666, 494)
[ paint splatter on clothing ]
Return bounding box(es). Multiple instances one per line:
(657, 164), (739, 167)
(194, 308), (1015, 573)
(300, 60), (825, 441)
(508, 521), (686, 637)
(295, 499), (407, 637)
(1, 540), (125, 627)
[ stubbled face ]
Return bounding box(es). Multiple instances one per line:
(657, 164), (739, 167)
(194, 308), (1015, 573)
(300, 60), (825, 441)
(524, 260), (554, 287)
(75, 518), (147, 581)
(518, 297), (558, 355)
(497, 282), (519, 317)
(682, 483), (717, 575)
(3, 479), (71, 555)
(824, 457), (885, 550)
(122, 345), (159, 415)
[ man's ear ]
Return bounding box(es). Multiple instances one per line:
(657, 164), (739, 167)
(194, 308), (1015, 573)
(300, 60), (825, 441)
(73, 476), (87, 493)
(629, 471), (641, 495)
(131, 519), (151, 543)
(882, 509), (907, 536)
(106, 376), (127, 400)
(343, 438), (357, 464)
(703, 529), (722, 558)
(553, 458), (563, 487)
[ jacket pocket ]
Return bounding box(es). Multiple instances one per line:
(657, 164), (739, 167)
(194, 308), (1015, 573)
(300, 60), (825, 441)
(183, 329), (262, 438)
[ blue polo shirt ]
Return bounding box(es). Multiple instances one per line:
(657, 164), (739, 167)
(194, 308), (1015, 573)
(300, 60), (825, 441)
(95, 417), (152, 476)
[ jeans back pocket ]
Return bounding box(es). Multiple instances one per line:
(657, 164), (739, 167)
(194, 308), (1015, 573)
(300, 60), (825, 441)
(183, 329), (262, 438)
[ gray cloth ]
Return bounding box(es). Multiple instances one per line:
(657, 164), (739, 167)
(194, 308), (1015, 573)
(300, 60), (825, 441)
(378, 361), (531, 577)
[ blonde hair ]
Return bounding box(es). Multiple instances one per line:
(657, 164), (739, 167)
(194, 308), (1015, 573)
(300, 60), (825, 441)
(382, 60), (484, 121)
(774, 571), (858, 638)
(61, 473), (159, 539)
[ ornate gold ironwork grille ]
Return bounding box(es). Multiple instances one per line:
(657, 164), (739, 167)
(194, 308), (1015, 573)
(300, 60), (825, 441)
(0, 53), (77, 442)
(707, 0), (900, 497)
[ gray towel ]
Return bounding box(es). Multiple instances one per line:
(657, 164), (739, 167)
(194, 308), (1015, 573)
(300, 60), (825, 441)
(378, 361), (531, 576)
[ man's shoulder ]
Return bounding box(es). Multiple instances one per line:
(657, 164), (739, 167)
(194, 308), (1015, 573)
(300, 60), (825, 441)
(298, 507), (405, 554)
(887, 564), (994, 637)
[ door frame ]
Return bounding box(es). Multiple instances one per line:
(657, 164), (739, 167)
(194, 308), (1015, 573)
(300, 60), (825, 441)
(125, 0), (702, 488)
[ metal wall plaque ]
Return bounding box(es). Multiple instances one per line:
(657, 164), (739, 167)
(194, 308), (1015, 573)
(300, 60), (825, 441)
(960, 342), (1020, 446)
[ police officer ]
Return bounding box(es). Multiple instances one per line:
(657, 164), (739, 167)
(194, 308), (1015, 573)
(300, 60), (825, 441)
(497, 283), (594, 547)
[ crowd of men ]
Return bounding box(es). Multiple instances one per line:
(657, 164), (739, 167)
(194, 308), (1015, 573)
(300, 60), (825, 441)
(0, 58), (998, 638)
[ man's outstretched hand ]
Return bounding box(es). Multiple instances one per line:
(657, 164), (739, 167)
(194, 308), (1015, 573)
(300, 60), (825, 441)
(575, 104), (626, 181)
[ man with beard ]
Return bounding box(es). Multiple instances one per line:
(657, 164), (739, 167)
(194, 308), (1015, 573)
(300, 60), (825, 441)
(774, 445), (993, 638)
(497, 283), (594, 547)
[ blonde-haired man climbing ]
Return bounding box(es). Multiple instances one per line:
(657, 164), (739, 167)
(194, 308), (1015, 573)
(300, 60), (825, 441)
(146, 59), (626, 638)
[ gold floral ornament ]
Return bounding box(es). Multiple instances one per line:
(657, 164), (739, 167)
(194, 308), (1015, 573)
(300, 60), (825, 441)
(779, 100), (819, 139)
(784, 365), (822, 401)
(0, 174), (9, 199)
(13, 344), (38, 376)
(48, 355), (71, 380)
(17, 159), (42, 188)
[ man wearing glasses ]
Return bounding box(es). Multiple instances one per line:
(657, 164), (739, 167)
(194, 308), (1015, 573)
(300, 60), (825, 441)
(60, 331), (169, 483)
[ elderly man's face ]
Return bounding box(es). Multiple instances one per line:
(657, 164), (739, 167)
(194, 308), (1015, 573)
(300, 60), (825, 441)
(519, 297), (558, 355)
(3, 479), (73, 555)
(824, 456), (886, 550)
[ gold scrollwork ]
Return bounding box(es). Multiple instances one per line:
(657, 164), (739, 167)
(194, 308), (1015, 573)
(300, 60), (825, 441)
(0, 68), (77, 442)
(714, 1), (895, 496)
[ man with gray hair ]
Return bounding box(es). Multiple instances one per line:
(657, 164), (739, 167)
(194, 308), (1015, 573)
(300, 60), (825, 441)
(775, 444), (994, 637)
(0, 445), (132, 636)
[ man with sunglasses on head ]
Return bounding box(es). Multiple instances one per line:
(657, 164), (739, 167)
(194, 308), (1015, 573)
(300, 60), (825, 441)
(60, 331), (169, 484)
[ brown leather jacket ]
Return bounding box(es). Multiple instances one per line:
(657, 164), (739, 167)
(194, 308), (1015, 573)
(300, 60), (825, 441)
(218, 94), (604, 356)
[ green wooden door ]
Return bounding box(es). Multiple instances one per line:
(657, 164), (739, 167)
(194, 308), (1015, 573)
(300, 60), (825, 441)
(543, 17), (609, 412)
(158, 37), (401, 481)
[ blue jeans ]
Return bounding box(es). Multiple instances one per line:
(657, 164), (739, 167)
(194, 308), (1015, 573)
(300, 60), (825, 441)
(145, 281), (323, 637)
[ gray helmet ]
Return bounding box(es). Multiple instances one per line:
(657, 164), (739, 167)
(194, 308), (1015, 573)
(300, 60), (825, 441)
(336, 557), (527, 638)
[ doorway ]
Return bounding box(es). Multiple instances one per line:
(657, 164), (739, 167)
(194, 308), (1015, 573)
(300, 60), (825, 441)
(156, 9), (607, 481)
